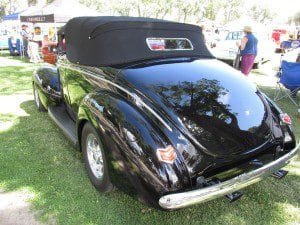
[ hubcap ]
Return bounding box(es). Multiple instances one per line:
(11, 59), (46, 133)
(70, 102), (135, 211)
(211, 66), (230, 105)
(86, 133), (104, 179)
(34, 88), (40, 108)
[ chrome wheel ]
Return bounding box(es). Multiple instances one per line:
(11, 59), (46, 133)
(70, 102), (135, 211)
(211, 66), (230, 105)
(86, 133), (104, 179)
(34, 88), (40, 108)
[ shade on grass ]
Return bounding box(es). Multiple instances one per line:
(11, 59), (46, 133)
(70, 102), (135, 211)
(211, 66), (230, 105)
(0, 54), (299, 225)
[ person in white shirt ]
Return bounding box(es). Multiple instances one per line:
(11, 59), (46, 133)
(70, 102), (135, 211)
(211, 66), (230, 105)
(29, 26), (42, 63)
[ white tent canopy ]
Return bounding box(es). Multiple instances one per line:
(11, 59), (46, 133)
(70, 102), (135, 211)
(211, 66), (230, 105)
(20, 6), (43, 17)
(20, 0), (100, 23)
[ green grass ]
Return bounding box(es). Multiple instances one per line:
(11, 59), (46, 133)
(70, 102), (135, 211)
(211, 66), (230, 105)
(0, 54), (299, 225)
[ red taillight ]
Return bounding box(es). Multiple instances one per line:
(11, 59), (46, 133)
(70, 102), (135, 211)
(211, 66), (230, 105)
(156, 145), (177, 164)
(280, 113), (292, 125)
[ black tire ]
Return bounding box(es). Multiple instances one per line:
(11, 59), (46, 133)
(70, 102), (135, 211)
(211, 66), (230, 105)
(33, 84), (46, 112)
(81, 122), (113, 192)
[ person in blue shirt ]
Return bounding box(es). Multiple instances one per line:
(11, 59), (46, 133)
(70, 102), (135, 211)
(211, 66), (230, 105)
(238, 26), (258, 75)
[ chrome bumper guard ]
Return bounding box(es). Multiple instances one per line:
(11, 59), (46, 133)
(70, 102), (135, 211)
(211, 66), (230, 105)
(159, 144), (299, 209)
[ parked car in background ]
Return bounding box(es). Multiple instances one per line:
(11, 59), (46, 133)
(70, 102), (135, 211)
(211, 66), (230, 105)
(210, 30), (275, 68)
(32, 17), (298, 210)
(205, 29), (228, 48)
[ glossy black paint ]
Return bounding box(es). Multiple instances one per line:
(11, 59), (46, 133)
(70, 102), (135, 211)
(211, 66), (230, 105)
(33, 56), (296, 205)
(33, 66), (61, 108)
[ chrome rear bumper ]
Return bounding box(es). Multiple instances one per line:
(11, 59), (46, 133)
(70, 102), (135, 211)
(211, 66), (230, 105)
(159, 143), (299, 209)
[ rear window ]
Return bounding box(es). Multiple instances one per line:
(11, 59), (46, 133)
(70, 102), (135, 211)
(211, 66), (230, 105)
(146, 38), (193, 51)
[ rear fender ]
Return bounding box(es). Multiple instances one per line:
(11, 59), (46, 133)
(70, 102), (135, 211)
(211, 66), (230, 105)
(77, 92), (190, 202)
(262, 93), (296, 150)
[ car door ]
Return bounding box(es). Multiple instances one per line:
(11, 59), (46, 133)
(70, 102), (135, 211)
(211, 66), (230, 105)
(57, 60), (77, 120)
(211, 31), (242, 60)
(225, 31), (242, 59)
(60, 64), (90, 120)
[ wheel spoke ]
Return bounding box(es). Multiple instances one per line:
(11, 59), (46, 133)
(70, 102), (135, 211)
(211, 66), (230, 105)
(86, 133), (104, 179)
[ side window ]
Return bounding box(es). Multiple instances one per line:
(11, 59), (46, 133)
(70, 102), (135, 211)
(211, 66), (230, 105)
(226, 32), (233, 40)
(232, 32), (238, 40)
(237, 32), (243, 40)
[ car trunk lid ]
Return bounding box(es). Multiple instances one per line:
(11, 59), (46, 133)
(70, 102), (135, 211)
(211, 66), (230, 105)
(121, 58), (272, 173)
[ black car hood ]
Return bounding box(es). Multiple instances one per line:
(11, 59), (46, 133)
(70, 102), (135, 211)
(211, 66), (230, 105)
(121, 59), (272, 160)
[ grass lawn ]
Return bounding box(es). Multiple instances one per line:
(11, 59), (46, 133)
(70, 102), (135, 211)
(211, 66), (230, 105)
(0, 53), (299, 225)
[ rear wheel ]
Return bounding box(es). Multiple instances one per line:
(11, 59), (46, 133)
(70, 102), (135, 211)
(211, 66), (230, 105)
(33, 84), (46, 111)
(81, 122), (113, 192)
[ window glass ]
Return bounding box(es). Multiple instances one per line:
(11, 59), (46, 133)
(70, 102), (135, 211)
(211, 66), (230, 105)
(146, 38), (193, 51)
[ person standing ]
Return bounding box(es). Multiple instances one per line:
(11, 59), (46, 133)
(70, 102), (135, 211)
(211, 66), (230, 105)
(238, 26), (258, 76)
(20, 24), (29, 57)
(29, 26), (43, 63)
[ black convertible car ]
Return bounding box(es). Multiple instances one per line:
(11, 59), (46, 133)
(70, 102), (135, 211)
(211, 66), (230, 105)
(32, 17), (299, 210)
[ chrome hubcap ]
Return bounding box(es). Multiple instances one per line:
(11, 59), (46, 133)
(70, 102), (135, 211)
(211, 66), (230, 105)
(34, 88), (40, 107)
(86, 133), (104, 179)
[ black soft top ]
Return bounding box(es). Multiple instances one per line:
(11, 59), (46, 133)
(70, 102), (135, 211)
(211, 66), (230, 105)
(64, 16), (214, 67)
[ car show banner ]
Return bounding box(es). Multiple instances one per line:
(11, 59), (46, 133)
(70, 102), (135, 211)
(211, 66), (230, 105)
(20, 14), (54, 23)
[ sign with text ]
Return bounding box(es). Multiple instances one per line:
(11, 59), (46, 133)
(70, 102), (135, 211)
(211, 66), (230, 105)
(20, 14), (54, 23)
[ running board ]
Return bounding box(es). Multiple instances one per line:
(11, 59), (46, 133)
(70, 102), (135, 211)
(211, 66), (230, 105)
(48, 105), (78, 146)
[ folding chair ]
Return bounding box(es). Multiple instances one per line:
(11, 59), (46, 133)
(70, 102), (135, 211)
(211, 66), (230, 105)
(274, 60), (300, 109)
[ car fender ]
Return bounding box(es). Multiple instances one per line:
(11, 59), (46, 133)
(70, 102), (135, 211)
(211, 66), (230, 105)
(77, 91), (191, 202)
(32, 66), (61, 108)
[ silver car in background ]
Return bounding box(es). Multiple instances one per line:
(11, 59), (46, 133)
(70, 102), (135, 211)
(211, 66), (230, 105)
(210, 30), (275, 68)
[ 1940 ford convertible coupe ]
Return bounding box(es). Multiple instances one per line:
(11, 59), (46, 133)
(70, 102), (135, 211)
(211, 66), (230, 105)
(32, 17), (299, 210)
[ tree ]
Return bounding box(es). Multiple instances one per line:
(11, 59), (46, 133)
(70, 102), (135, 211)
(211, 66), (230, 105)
(174, 0), (202, 23)
(0, 0), (23, 15)
(110, 0), (133, 16)
(202, 0), (222, 21)
(27, 0), (36, 6)
(27, 0), (54, 6)
(289, 11), (300, 25)
(151, 0), (174, 19)
(78, 0), (244, 24)
(248, 4), (276, 24)
(79, 0), (103, 11)
(219, 0), (244, 24)
(0, 0), (7, 18)
(0, 5), (5, 18)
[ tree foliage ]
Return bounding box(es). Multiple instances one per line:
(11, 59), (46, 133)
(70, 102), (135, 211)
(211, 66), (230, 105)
(0, 0), (283, 26)
(289, 11), (300, 25)
(79, 0), (246, 25)
(248, 4), (276, 24)
(0, 0), (23, 14)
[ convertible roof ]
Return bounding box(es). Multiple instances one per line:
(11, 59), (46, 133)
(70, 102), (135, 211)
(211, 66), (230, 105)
(64, 16), (214, 67)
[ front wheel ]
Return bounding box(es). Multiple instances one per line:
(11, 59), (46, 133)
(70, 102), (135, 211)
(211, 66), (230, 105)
(81, 122), (113, 192)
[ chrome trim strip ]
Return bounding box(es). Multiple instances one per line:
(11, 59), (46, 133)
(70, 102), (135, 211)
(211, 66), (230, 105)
(57, 62), (172, 131)
(159, 143), (299, 209)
